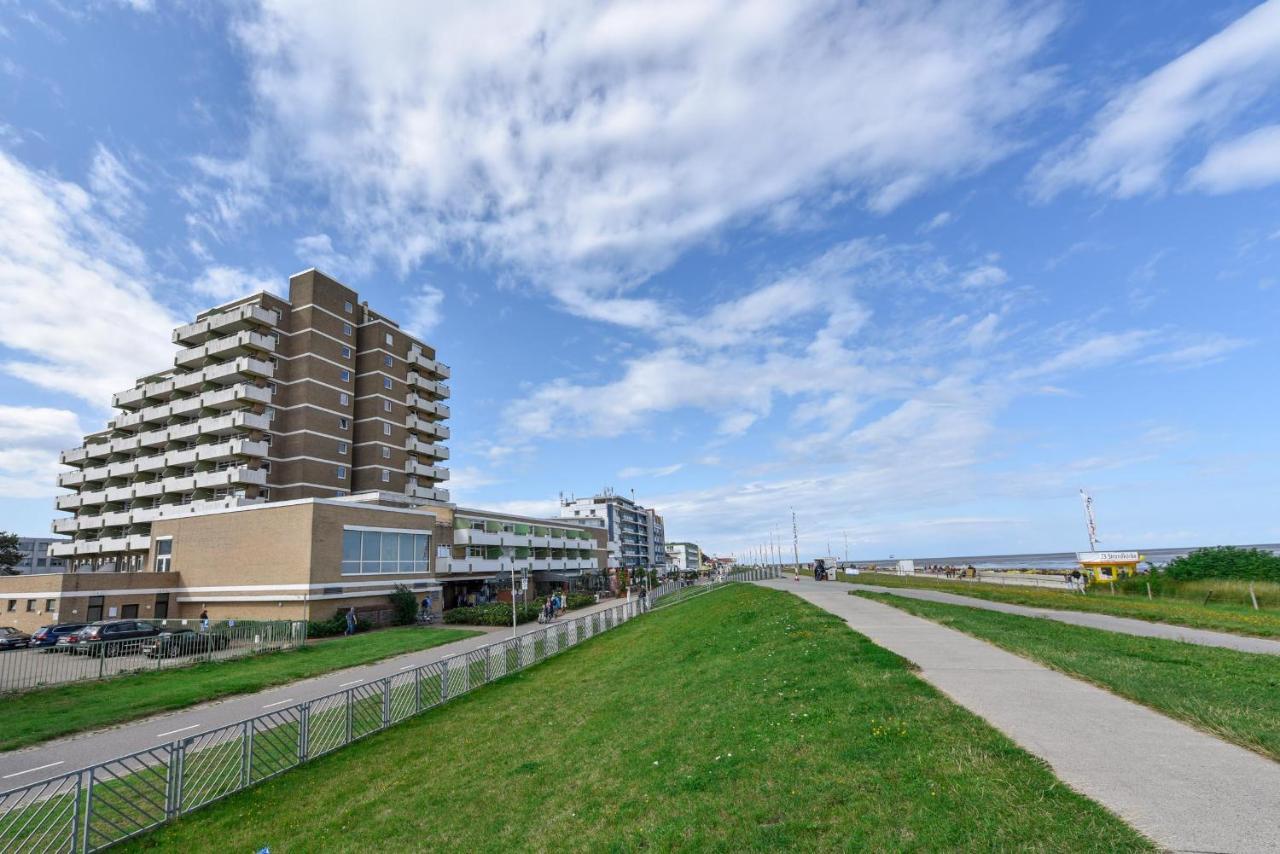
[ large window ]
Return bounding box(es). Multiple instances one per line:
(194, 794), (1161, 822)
(341, 528), (431, 575)
(155, 538), (173, 572)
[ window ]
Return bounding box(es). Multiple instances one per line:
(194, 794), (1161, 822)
(270, 331), (280, 344)
(45, 599), (56, 611)
(342, 529), (431, 575)
(381, 470), (390, 483)
(341, 346), (352, 359)
(340, 370), (351, 382)
(338, 442), (349, 454)
(267, 382), (277, 395)
(383, 400), (392, 412)
(383, 377), (393, 390)
(265, 407), (276, 422)
(25, 600), (34, 612)
(260, 461), (271, 472)
(337, 466), (347, 479)
(155, 538), (173, 572)
(262, 433), (272, 445)
(342, 323), (353, 336)
(383, 354), (393, 367)
(383, 423), (392, 436)
(339, 417), (350, 430)
(385, 333), (393, 346)
(154, 594), (169, 620)
(7, 600), (15, 612)
(339, 392), (350, 406)
(381, 447), (391, 459)
(86, 596), (104, 622)
(343, 300), (353, 313)
(260, 488), (270, 500)
(121, 604), (139, 619)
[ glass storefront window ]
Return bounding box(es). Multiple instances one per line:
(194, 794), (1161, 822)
(343, 528), (430, 574)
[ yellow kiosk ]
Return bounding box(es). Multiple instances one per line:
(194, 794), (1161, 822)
(1075, 551), (1143, 583)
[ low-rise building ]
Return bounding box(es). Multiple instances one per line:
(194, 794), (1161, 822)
(666, 542), (703, 577)
(0, 492), (605, 633)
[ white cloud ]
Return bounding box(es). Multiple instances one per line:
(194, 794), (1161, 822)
(403, 284), (446, 339)
(87, 144), (145, 223)
(618, 463), (684, 479)
(1011, 330), (1154, 379)
(1186, 123), (1280, 193)
(0, 148), (179, 406)
(230, 0), (1058, 310)
(1137, 335), (1247, 368)
(1034, 0), (1280, 198)
(921, 211), (954, 233)
(294, 233), (364, 279)
(0, 406), (83, 499)
(190, 265), (281, 302)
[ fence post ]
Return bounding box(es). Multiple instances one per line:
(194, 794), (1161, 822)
(69, 769), (83, 854)
(81, 769), (95, 854)
(345, 690), (353, 744)
(441, 660), (450, 702)
(97, 646), (105, 681)
(299, 701), (310, 761)
(381, 678), (391, 728)
(166, 742), (184, 818)
(414, 667), (423, 713)
(241, 720), (252, 788)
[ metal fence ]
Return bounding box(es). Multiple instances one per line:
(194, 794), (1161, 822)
(0, 621), (306, 695)
(0, 598), (669, 853)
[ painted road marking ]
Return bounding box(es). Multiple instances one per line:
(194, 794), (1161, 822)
(156, 724), (200, 738)
(3, 761), (64, 780)
(338, 679), (364, 687)
(262, 698), (295, 709)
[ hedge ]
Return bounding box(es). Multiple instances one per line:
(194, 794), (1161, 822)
(1163, 546), (1280, 582)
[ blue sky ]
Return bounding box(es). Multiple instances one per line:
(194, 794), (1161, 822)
(1, 0), (1278, 560)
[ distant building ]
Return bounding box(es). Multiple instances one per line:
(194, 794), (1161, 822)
(4, 537), (68, 575)
(666, 542), (703, 576)
(559, 490), (666, 573)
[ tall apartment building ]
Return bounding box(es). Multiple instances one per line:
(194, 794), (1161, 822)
(559, 490), (666, 573)
(49, 269), (451, 571)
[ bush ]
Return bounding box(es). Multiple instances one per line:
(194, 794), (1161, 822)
(306, 614), (373, 638)
(1164, 546), (1280, 582)
(565, 592), (596, 610)
(443, 602), (542, 626)
(389, 584), (420, 626)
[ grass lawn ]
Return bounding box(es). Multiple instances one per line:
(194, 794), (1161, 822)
(839, 571), (1280, 639)
(124, 584), (1150, 852)
(0, 626), (478, 752)
(856, 591), (1280, 762)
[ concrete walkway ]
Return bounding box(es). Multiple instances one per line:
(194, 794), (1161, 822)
(0, 595), (632, 787)
(760, 578), (1280, 854)
(846, 581), (1280, 656)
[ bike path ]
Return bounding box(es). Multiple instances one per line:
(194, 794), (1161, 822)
(0, 596), (634, 787)
(842, 581), (1280, 655)
(759, 577), (1280, 854)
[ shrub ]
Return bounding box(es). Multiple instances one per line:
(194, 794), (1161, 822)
(389, 584), (420, 626)
(566, 593), (596, 610)
(1164, 546), (1280, 582)
(306, 614), (373, 638)
(443, 602), (542, 626)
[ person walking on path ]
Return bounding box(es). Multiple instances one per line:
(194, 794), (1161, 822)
(344, 607), (357, 636)
(199, 609), (209, 632)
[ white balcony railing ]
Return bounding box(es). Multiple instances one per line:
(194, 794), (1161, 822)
(408, 348), (450, 380)
(174, 330), (276, 369)
(173, 303), (278, 346)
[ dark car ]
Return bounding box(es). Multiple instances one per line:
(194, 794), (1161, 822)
(30, 623), (88, 650)
(142, 628), (231, 659)
(0, 626), (31, 651)
(60, 620), (160, 656)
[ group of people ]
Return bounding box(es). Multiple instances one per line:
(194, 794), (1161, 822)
(540, 593), (566, 622)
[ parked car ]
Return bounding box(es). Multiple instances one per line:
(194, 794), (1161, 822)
(30, 623), (88, 650)
(0, 626), (31, 651)
(60, 620), (161, 656)
(141, 628), (231, 659)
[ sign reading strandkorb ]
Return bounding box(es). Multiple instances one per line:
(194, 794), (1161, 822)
(1077, 551), (1140, 563)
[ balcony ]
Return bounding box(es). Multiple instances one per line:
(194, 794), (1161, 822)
(174, 330), (276, 370)
(174, 303), (278, 346)
(169, 357), (274, 395)
(406, 437), (448, 459)
(409, 348), (450, 379)
(193, 466), (267, 489)
(406, 460), (448, 481)
(51, 517), (79, 534)
(407, 373), (450, 399)
(197, 410), (272, 437)
(453, 528), (502, 547)
(60, 446), (88, 466)
(406, 414), (449, 438)
(57, 470), (85, 488)
(406, 484), (449, 502)
(55, 493), (83, 511)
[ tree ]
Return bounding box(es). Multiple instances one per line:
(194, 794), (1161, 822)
(0, 532), (21, 576)
(389, 584), (420, 625)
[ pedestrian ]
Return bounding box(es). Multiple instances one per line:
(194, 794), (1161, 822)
(344, 607), (357, 636)
(199, 609), (209, 632)
(421, 594), (432, 622)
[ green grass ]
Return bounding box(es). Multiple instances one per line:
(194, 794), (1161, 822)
(123, 585), (1150, 852)
(839, 571), (1280, 638)
(0, 627), (479, 752)
(856, 591), (1280, 762)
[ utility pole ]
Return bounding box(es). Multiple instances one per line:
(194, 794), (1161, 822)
(843, 530), (849, 562)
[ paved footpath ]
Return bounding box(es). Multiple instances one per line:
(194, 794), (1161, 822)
(760, 578), (1280, 854)
(0, 595), (633, 788)
(846, 581), (1280, 655)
